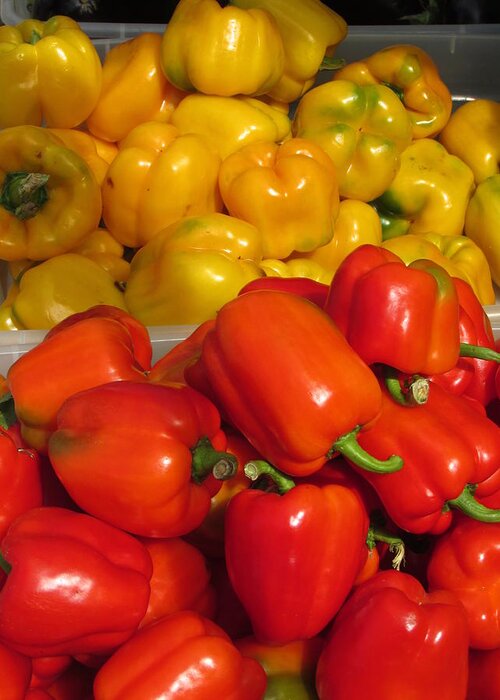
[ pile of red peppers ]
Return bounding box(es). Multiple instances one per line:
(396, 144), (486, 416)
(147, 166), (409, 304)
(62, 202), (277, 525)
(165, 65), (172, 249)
(0, 244), (500, 699)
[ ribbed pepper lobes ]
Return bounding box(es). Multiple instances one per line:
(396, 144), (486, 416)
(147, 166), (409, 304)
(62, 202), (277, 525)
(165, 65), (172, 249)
(230, 0), (348, 103)
(6, 305), (151, 452)
(47, 381), (238, 537)
(258, 257), (332, 285)
(439, 98), (500, 184)
(0, 126), (102, 262)
(218, 137), (340, 259)
(160, 0), (285, 97)
(372, 138), (475, 239)
(93, 610), (267, 700)
(464, 174), (500, 287)
(333, 44), (452, 139)
(186, 289), (403, 476)
(149, 319), (216, 386)
(87, 32), (187, 143)
(47, 128), (117, 186)
(0, 16), (102, 129)
(315, 570), (469, 700)
(101, 121), (222, 248)
(239, 275), (330, 307)
(292, 79), (413, 201)
(0, 506), (152, 658)
(0, 641), (32, 699)
(69, 227), (130, 284)
(427, 515), (500, 650)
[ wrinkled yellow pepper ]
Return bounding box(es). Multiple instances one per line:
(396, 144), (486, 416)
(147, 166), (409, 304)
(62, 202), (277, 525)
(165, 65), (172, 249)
(160, 0), (285, 97)
(71, 227), (130, 284)
(333, 44), (452, 139)
(382, 232), (495, 306)
(292, 79), (413, 201)
(373, 138), (475, 239)
(0, 126), (102, 261)
(259, 257), (331, 284)
(101, 121), (222, 249)
(170, 93), (291, 160)
(230, 0), (348, 103)
(464, 174), (500, 288)
(47, 128), (117, 186)
(124, 213), (264, 325)
(0, 253), (127, 330)
(218, 137), (339, 259)
(439, 99), (500, 184)
(87, 32), (187, 143)
(0, 16), (102, 129)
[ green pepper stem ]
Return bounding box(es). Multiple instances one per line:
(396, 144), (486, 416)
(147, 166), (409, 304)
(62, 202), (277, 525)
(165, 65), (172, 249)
(191, 436), (238, 484)
(460, 342), (500, 363)
(0, 553), (11, 575)
(244, 460), (295, 494)
(383, 366), (429, 406)
(319, 56), (346, 71)
(448, 484), (500, 522)
(367, 525), (406, 571)
(332, 426), (403, 474)
(0, 171), (50, 220)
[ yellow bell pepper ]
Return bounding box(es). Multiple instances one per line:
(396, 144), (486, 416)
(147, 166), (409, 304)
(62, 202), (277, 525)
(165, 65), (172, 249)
(230, 0), (348, 103)
(124, 213), (264, 325)
(101, 121), (222, 249)
(47, 128), (117, 187)
(87, 32), (188, 143)
(292, 79), (413, 201)
(0, 281), (22, 330)
(160, 0), (285, 97)
(170, 93), (291, 160)
(0, 126), (102, 261)
(333, 44), (452, 139)
(464, 174), (500, 288)
(259, 257), (331, 284)
(287, 199), (383, 282)
(0, 253), (127, 330)
(382, 232), (495, 306)
(0, 16), (102, 129)
(70, 227), (131, 284)
(439, 99), (500, 184)
(373, 138), (475, 239)
(218, 137), (339, 259)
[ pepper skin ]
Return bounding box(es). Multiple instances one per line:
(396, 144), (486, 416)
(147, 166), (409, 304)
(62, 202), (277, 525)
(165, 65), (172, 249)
(48, 381), (237, 537)
(218, 137), (339, 259)
(239, 276), (330, 308)
(468, 648), (500, 700)
(0, 16), (102, 129)
(93, 610), (267, 700)
(101, 121), (222, 248)
(372, 138), (475, 239)
(259, 258), (332, 285)
(0, 126), (102, 261)
(87, 32), (187, 143)
(315, 570), (469, 700)
(292, 79), (413, 201)
(427, 515), (500, 649)
(70, 227), (130, 284)
(230, 0), (348, 103)
(0, 506), (152, 658)
(186, 289), (403, 477)
(47, 128), (117, 187)
(439, 98), (500, 184)
(0, 640), (32, 699)
(333, 44), (452, 139)
(464, 174), (500, 287)
(7, 305), (151, 452)
(160, 0), (285, 97)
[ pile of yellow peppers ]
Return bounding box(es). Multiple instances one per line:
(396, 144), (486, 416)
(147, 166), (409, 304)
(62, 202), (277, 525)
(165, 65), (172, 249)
(0, 0), (498, 329)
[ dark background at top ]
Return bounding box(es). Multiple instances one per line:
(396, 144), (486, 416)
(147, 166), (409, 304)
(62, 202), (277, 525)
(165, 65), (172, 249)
(30, 0), (500, 25)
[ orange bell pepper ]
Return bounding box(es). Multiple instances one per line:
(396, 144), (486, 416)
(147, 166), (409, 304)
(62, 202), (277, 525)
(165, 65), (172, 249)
(47, 128), (117, 186)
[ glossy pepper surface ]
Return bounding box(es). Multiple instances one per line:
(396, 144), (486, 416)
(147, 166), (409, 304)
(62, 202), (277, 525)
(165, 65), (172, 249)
(93, 610), (267, 700)
(468, 648), (500, 700)
(464, 173), (500, 287)
(0, 506), (152, 658)
(48, 381), (237, 537)
(230, 0), (348, 103)
(47, 128), (117, 186)
(0, 641), (32, 699)
(0, 16), (102, 129)
(218, 137), (339, 259)
(427, 515), (500, 649)
(0, 126), (102, 261)
(160, 0), (285, 97)
(333, 44), (452, 139)
(292, 79), (413, 200)
(258, 257), (332, 285)
(315, 570), (469, 700)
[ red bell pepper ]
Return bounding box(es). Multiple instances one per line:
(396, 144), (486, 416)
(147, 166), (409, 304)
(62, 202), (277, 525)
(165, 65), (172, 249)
(0, 640), (32, 700)
(346, 379), (500, 534)
(30, 655), (72, 689)
(315, 569), (469, 700)
(0, 506), (152, 658)
(92, 610), (267, 700)
(209, 557), (253, 641)
(225, 461), (369, 644)
(6, 305), (151, 453)
(48, 381), (238, 537)
(427, 514), (500, 649)
(238, 275), (330, 307)
(186, 289), (403, 477)
(468, 648), (500, 700)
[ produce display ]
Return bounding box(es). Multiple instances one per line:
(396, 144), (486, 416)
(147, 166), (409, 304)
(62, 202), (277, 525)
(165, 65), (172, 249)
(0, 0), (499, 697)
